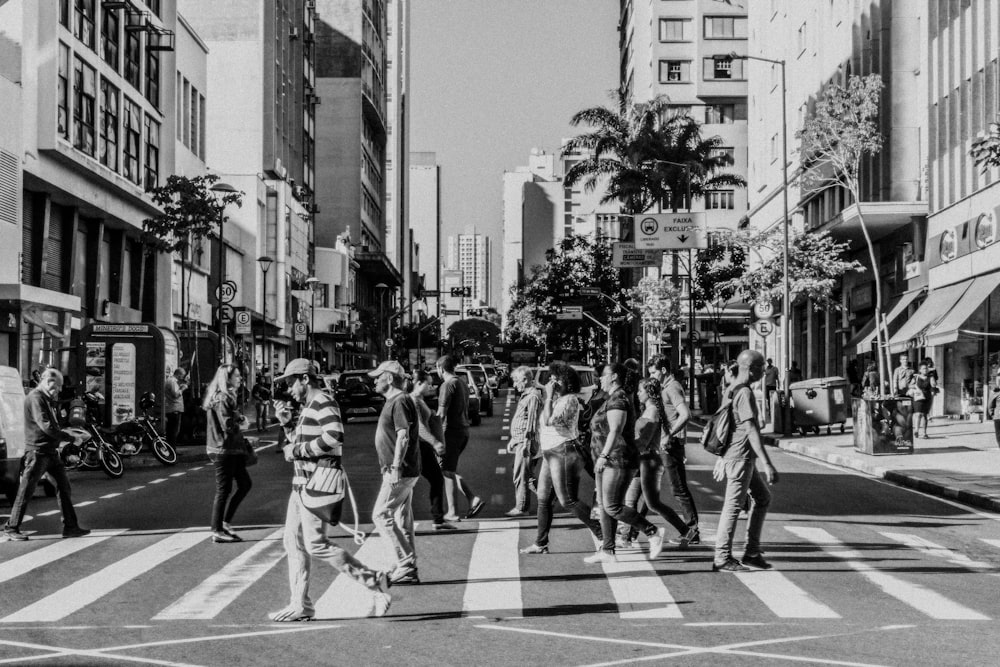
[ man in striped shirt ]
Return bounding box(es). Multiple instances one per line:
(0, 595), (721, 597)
(506, 366), (542, 517)
(268, 358), (391, 621)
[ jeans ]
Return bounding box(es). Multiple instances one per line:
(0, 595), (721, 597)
(5, 451), (79, 532)
(281, 490), (381, 613)
(715, 457), (772, 564)
(211, 456), (252, 531)
(165, 411), (182, 448)
(663, 438), (699, 529)
(623, 458), (689, 539)
(533, 442), (602, 548)
(418, 439), (445, 524)
(597, 465), (656, 552)
(372, 474), (419, 568)
(511, 442), (537, 512)
(254, 402), (268, 431)
(994, 421), (1000, 449)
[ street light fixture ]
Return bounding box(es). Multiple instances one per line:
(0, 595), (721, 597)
(256, 255), (274, 379)
(210, 181), (238, 363)
(306, 276), (319, 363)
(729, 51), (791, 433)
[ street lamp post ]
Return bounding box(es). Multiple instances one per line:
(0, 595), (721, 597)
(731, 52), (790, 433)
(210, 181), (238, 363)
(306, 276), (319, 363)
(256, 255), (274, 379)
(375, 282), (389, 360)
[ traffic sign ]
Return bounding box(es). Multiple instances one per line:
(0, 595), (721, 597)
(580, 287), (601, 296)
(293, 323), (307, 341)
(688, 330), (701, 342)
(442, 309), (460, 316)
(450, 286), (472, 297)
(234, 310), (252, 334)
(753, 318), (775, 337)
(217, 280), (238, 304)
(635, 213), (708, 250)
(420, 289), (440, 297)
(555, 312), (583, 320)
(612, 242), (663, 268)
(385, 338), (395, 348)
(218, 304), (235, 324)
(752, 301), (777, 321)
(562, 305), (583, 313)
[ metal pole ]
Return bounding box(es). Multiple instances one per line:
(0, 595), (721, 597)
(310, 287), (316, 363)
(217, 207), (225, 363)
(780, 61), (792, 434)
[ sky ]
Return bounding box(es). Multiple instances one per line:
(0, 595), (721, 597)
(409, 0), (620, 309)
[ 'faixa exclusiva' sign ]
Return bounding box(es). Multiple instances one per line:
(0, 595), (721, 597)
(634, 212), (708, 250)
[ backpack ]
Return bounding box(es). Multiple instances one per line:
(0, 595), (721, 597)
(700, 383), (748, 457)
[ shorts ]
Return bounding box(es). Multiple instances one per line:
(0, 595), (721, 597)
(440, 430), (469, 472)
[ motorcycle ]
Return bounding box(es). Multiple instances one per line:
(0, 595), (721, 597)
(82, 391), (178, 466)
(63, 395), (124, 479)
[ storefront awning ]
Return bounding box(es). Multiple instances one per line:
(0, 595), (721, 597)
(924, 271), (1000, 347)
(849, 288), (924, 354)
(887, 281), (972, 353)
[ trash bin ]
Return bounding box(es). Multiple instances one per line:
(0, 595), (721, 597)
(852, 396), (914, 454)
(789, 376), (850, 435)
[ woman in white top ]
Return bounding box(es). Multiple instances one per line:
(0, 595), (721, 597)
(520, 361), (603, 554)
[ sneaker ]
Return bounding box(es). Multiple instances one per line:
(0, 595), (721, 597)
(686, 528), (701, 545)
(62, 527), (91, 539)
(389, 566), (420, 585)
(372, 571), (392, 617)
(584, 550), (617, 564)
(222, 522), (240, 538)
(519, 543), (549, 554)
(741, 553), (773, 570)
(268, 606), (314, 622)
(670, 526), (699, 550)
(3, 529), (27, 542)
(614, 535), (633, 550)
(432, 522), (457, 531)
(443, 514), (462, 522)
(648, 527), (666, 559)
(466, 497), (486, 519)
(712, 558), (750, 572)
(505, 508), (530, 517)
(589, 508), (601, 521)
(212, 531), (239, 543)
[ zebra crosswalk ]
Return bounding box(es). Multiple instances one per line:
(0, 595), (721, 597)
(0, 522), (998, 624)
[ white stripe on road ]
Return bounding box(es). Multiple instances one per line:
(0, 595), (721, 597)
(0, 530), (126, 585)
(1, 530), (209, 623)
(495, 467), (506, 474)
(501, 426), (509, 431)
(128, 486), (145, 491)
(189, 466), (205, 471)
(980, 538), (1000, 550)
(314, 533), (396, 619)
(74, 501), (95, 507)
(787, 527), (988, 620)
(497, 448), (507, 455)
(732, 571), (840, 618)
(36, 510), (59, 517)
(881, 532), (994, 570)
(590, 536), (682, 619)
(149, 478), (167, 484)
(99, 493), (121, 499)
(463, 521), (522, 616)
(169, 472), (186, 478)
(500, 435), (509, 441)
(153, 529), (285, 620)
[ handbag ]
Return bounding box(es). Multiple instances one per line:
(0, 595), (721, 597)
(907, 384), (925, 402)
(243, 438), (258, 467)
(300, 460), (347, 525)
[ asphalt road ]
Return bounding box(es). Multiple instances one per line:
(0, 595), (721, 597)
(1, 388), (999, 666)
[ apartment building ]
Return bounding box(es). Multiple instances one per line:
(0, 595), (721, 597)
(409, 151), (440, 317)
(447, 228), (491, 312)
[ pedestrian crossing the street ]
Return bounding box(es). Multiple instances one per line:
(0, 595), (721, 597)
(0, 522), (999, 624)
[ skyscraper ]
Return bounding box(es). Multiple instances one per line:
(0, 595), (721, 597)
(448, 229), (491, 311)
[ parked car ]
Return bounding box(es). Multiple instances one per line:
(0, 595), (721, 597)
(457, 364), (494, 416)
(326, 370), (385, 421)
(529, 364), (597, 403)
(426, 369), (481, 426)
(481, 364), (500, 390)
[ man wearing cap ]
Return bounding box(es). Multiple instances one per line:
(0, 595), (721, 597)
(268, 358), (391, 621)
(369, 360), (422, 584)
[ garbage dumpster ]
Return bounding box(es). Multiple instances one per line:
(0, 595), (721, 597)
(789, 376), (850, 435)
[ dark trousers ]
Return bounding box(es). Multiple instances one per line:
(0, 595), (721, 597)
(663, 438), (699, 529)
(165, 411), (182, 448)
(5, 451), (79, 532)
(534, 442), (602, 548)
(418, 439), (446, 524)
(994, 421), (1000, 449)
(597, 465), (656, 553)
(254, 402), (268, 431)
(211, 456), (252, 532)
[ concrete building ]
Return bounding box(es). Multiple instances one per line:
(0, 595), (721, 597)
(409, 151), (440, 316)
(746, 1), (927, 393)
(179, 0), (317, 375)
(447, 228), (491, 312)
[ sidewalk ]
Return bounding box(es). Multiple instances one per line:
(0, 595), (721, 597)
(761, 417), (1000, 513)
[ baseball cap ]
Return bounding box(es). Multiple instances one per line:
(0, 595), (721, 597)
(367, 360), (408, 378)
(275, 358), (320, 382)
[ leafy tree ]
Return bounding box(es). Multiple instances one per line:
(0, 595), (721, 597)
(691, 239), (747, 361)
(627, 276), (682, 350)
(447, 318), (501, 356)
(971, 118), (1000, 170)
(143, 174), (243, 327)
(797, 73), (890, 391)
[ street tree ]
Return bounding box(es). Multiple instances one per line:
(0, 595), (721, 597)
(796, 73), (890, 391)
(627, 276), (683, 353)
(971, 117), (1000, 169)
(143, 174), (243, 328)
(691, 239), (747, 362)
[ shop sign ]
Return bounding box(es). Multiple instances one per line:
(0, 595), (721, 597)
(851, 283), (873, 312)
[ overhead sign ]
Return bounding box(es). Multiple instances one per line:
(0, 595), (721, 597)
(293, 323), (307, 341)
(753, 318), (775, 337)
(612, 242), (663, 268)
(579, 288), (601, 296)
(556, 312), (583, 320)
(562, 305), (583, 313)
(420, 289), (440, 297)
(635, 212), (708, 250)
(442, 309), (460, 316)
(234, 310), (252, 334)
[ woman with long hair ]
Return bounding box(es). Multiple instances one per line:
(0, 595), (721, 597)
(519, 361), (602, 555)
(203, 363), (253, 543)
(620, 377), (695, 549)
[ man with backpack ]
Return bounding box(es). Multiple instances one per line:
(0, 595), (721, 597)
(711, 349), (779, 572)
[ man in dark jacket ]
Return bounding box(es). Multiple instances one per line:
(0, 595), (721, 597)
(4, 368), (90, 541)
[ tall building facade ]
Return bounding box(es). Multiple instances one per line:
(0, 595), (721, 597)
(409, 151), (439, 316)
(447, 229), (491, 312)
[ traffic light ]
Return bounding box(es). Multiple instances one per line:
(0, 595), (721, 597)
(449, 286), (472, 297)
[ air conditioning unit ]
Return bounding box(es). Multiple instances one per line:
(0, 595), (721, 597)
(306, 93), (322, 106)
(289, 27), (300, 40)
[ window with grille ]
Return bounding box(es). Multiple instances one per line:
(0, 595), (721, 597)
(659, 60), (690, 83)
(706, 191), (735, 209)
(703, 57), (744, 80)
(99, 78), (119, 171)
(73, 56), (96, 156)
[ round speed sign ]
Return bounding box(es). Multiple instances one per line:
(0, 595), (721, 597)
(752, 301), (776, 320)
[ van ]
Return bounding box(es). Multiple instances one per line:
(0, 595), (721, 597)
(0, 367), (26, 503)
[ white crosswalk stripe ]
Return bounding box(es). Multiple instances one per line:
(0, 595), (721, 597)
(732, 571), (840, 618)
(463, 521), (523, 616)
(881, 532), (995, 570)
(980, 538), (1000, 550)
(589, 537), (682, 619)
(787, 526), (989, 621)
(313, 533), (395, 619)
(0, 530), (126, 585)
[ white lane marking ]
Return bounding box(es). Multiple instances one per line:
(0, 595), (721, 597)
(1, 530), (209, 623)
(153, 529), (286, 620)
(314, 532), (396, 619)
(589, 536), (682, 619)
(501, 426), (509, 431)
(732, 571), (840, 618)
(74, 501), (95, 507)
(128, 486), (145, 491)
(881, 532), (994, 570)
(495, 467), (506, 474)
(497, 448), (508, 455)
(189, 466), (205, 471)
(149, 478), (167, 484)
(463, 521), (522, 615)
(500, 435), (509, 441)
(787, 527), (989, 620)
(99, 493), (121, 499)
(36, 510), (59, 517)
(0, 530), (126, 585)
(981, 538), (1000, 549)
(169, 472), (186, 478)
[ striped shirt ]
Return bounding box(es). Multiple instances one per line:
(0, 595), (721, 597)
(288, 392), (344, 487)
(509, 386), (542, 448)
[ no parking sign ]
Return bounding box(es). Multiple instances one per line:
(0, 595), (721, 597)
(234, 310), (252, 335)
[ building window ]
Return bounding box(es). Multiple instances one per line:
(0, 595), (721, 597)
(145, 49), (159, 108)
(703, 57), (744, 80)
(199, 94), (206, 161)
(175, 72), (181, 140)
(975, 212), (996, 248)
(57, 43), (70, 139)
(658, 18), (689, 42)
(147, 0), (161, 17)
(797, 22), (808, 54)
(124, 29), (141, 90)
(710, 146), (735, 164)
(189, 85), (198, 154)
(72, 56), (96, 156)
(659, 60), (691, 83)
(99, 78), (119, 171)
(123, 97), (141, 184)
(101, 5), (119, 70)
(705, 103), (746, 124)
(706, 191), (735, 209)
(666, 104), (691, 118)
(74, 0), (95, 50)
(144, 115), (159, 190)
(704, 16), (748, 39)
(59, 0), (70, 28)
